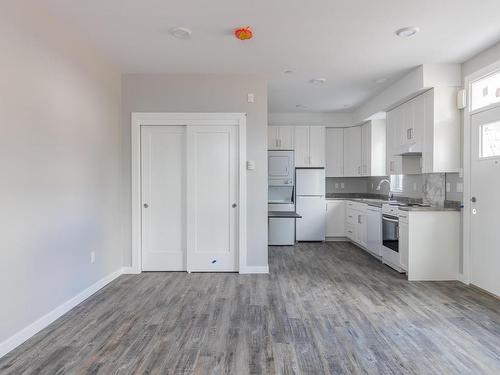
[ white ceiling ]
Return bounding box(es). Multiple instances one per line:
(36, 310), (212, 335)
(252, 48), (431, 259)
(31, 0), (500, 112)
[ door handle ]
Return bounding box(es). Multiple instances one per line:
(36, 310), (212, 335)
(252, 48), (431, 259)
(143, 203), (149, 208)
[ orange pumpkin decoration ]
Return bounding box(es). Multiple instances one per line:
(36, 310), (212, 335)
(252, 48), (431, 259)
(234, 26), (253, 40)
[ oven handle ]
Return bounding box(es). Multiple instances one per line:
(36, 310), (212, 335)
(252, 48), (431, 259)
(382, 215), (399, 223)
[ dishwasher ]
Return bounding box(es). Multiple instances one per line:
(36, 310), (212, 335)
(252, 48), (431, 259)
(366, 205), (382, 257)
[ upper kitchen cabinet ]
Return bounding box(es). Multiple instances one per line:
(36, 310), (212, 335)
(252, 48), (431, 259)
(325, 128), (344, 177)
(342, 120), (386, 177)
(343, 126), (362, 176)
(268, 126), (294, 150)
(386, 87), (460, 173)
(361, 120), (386, 176)
(294, 126), (325, 167)
(421, 88), (460, 173)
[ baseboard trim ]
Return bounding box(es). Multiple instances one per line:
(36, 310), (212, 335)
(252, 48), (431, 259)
(239, 266), (269, 274)
(325, 236), (349, 242)
(121, 266), (141, 274)
(0, 267), (125, 359)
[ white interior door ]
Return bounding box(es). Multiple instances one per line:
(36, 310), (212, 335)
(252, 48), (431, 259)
(187, 125), (238, 272)
(141, 126), (186, 271)
(470, 105), (500, 296)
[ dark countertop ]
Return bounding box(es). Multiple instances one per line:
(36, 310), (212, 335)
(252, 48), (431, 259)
(268, 211), (302, 218)
(325, 193), (461, 211)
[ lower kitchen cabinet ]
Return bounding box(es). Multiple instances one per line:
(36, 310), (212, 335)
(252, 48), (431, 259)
(326, 200), (345, 237)
(398, 210), (460, 281)
(345, 201), (367, 246)
(399, 219), (409, 271)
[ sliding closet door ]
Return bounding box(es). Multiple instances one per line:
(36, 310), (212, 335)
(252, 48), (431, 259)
(186, 125), (238, 272)
(141, 126), (186, 271)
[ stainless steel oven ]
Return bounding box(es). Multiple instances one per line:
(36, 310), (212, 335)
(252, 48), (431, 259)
(381, 204), (404, 272)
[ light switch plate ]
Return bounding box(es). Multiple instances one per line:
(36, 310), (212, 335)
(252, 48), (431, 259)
(340, 183), (345, 189)
(457, 182), (463, 193)
(246, 160), (255, 170)
(335, 183), (339, 189)
(247, 93), (255, 103)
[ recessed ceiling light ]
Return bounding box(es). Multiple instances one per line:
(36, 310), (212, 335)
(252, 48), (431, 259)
(310, 78), (327, 84)
(284, 70), (294, 74)
(170, 27), (192, 39)
(395, 26), (420, 38)
(374, 77), (388, 84)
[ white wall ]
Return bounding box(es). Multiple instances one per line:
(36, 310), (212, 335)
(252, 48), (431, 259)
(268, 112), (353, 127)
(462, 41), (500, 79)
(0, 3), (123, 346)
(121, 74), (268, 268)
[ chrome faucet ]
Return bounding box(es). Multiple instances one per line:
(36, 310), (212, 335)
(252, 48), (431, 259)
(376, 179), (392, 199)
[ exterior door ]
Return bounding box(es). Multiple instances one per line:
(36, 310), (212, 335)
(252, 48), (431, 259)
(470, 105), (500, 296)
(187, 125), (238, 272)
(141, 126), (186, 271)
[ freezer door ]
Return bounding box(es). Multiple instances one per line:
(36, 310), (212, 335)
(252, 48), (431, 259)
(296, 196), (326, 241)
(296, 169), (325, 196)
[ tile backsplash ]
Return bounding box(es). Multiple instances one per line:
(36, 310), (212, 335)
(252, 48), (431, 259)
(327, 172), (462, 206)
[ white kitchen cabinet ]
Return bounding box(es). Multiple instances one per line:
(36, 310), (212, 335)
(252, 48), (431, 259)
(326, 200), (345, 237)
(294, 126), (325, 167)
(399, 218), (409, 271)
(294, 126), (310, 167)
(361, 120), (386, 176)
(386, 87), (460, 173)
(398, 210), (459, 281)
(325, 128), (344, 177)
(268, 126), (294, 150)
(343, 126), (362, 176)
(345, 201), (367, 247)
(421, 88), (460, 173)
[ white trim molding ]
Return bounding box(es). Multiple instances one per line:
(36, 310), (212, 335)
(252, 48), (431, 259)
(131, 112), (248, 274)
(0, 268), (125, 359)
(239, 266), (270, 274)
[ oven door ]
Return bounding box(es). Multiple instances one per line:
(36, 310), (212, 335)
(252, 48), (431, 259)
(382, 215), (399, 253)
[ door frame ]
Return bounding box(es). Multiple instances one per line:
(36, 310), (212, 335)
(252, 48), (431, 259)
(130, 113), (247, 273)
(462, 61), (500, 285)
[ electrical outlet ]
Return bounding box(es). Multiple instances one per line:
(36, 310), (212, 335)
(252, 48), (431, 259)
(335, 183), (339, 189)
(413, 182), (417, 191)
(340, 183), (345, 189)
(371, 183), (374, 190)
(90, 251), (95, 264)
(457, 182), (463, 193)
(446, 183), (451, 193)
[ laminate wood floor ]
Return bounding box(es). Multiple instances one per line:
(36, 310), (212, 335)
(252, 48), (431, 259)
(2, 242), (500, 374)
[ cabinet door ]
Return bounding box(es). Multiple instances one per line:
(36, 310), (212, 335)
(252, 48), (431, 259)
(410, 93), (424, 153)
(401, 100), (414, 154)
(399, 220), (409, 271)
(268, 126), (279, 150)
(343, 126), (362, 176)
(326, 200), (345, 237)
(278, 126), (294, 149)
(361, 122), (371, 176)
(345, 223), (356, 241)
(309, 126), (325, 167)
(325, 128), (344, 177)
(358, 212), (367, 248)
(391, 105), (405, 155)
(294, 126), (310, 167)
